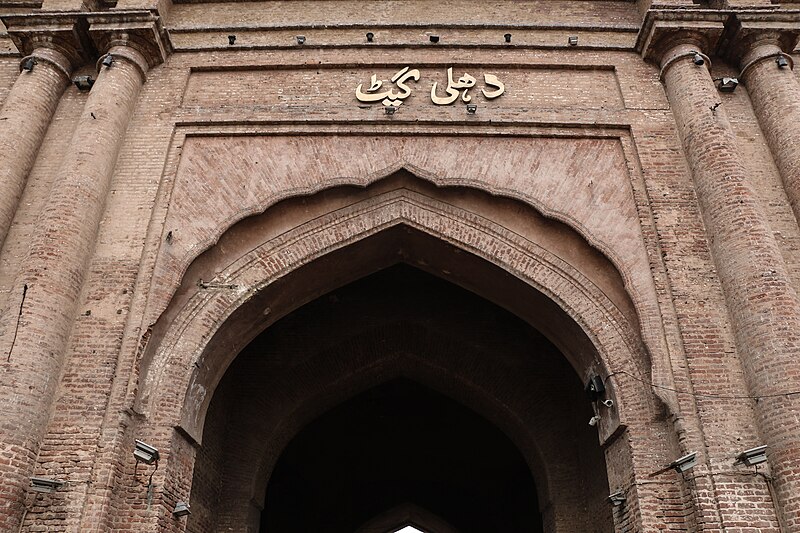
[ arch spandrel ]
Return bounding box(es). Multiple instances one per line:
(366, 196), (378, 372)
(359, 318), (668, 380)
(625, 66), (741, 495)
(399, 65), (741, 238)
(138, 183), (656, 451)
(151, 134), (648, 322)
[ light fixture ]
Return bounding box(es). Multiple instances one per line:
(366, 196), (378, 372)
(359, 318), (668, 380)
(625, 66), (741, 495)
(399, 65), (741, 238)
(21, 57), (35, 72)
(776, 55), (789, 69)
(134, 439), (160, 465)
(173, 501), (191, 517)
(736, 445), (768, 467)
(466, 103), (477, 114)
(429, 35), (440, 43)
(101, 54), (114, 68)
(504, 33), (512, 43)
(669, 452), (697, 473)
(228, 34), (236, 45)
(585, 375), (605, 400)
(73, 75), (95, 91)
(608, 491), (626, 506)
(30, 477), (64, 493)
(296, 35), (306, 45)
(692, 52), (705, 66)
(568, 36), (578, 46)
(366, 32), (374, 42)
(717, 77), (738, 92)
(384, 105), (397, 115)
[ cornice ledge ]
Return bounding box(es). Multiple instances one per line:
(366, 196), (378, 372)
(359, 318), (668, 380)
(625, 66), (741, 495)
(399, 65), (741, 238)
(87, 9), (172, 69)
(0, 11), (91, 67)
(636, 9), (727, 64)
(718, 10), (800, 66)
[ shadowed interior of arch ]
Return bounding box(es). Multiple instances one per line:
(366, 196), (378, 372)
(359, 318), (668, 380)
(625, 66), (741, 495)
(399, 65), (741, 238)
(188, 264), (611, 533)
(263, 378), (540, 533)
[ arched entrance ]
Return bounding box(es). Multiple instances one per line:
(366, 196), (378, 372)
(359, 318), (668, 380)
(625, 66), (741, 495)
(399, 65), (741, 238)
(132, 173), (680, 533)
(263, 376), (541, 533)
(188, 265), (610, 532)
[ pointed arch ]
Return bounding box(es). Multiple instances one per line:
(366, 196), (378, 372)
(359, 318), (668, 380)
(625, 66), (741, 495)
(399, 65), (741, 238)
(137, 178), (653, 446)
(130, 172), (680, 533)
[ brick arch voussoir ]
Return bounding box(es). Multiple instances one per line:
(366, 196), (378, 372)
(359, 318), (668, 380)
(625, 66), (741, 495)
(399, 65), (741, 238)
(146, 166), (670, 420)
(139, 189), (654, 451)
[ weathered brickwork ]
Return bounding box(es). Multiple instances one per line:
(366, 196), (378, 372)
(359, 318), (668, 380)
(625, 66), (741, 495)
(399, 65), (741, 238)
(0, 47), (71, 246)
(1, 1), (800, 532)
(739, 42), (800, 226)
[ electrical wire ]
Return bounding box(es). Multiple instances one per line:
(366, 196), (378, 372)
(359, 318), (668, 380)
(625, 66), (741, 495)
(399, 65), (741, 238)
(6, 284), (27, 362)
(605, 370), (800, 401)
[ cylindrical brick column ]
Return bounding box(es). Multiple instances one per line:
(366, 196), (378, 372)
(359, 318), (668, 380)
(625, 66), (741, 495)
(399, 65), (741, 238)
(0, 45), (148, 532)
(739, 43), (800, 226)
(0, 47), (71, 247)
(661, 42), (800, 532)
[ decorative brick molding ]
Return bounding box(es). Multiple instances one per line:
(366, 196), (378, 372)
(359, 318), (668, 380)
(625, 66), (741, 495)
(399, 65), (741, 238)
(87, 10), (172, 72)
(0, 12), (90, 68)
(145, 132), (680, 420)
(149, 191), (642, 441)
(720, 11), (800, 67)
(1, 10), (172, 71)
(636, 10), (725, 65)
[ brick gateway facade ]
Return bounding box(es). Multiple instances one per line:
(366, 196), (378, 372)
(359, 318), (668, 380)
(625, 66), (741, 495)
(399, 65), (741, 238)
(2, 0), (800, 531)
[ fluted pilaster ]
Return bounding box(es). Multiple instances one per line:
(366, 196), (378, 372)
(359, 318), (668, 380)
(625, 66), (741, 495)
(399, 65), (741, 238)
(724, 14), (800, 229)
(0, 11), (167, 531)
(644, 18), (800, 530)
(0, 14), (88, 248)
(0, 49), (71, 247)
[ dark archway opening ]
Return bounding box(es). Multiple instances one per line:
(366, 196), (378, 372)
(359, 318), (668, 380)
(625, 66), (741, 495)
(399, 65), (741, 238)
(189, 263), (610, 533)
(262, 378), (541, 533)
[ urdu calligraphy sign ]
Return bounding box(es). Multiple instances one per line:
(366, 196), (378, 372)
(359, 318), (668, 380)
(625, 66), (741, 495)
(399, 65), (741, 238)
(355, 66), (505, 108)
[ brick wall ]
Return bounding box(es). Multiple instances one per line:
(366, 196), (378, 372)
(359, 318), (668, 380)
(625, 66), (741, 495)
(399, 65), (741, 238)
(0, 1), (799, 532)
